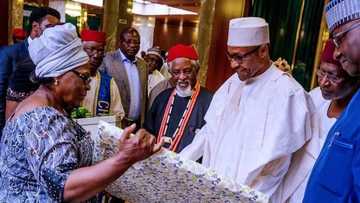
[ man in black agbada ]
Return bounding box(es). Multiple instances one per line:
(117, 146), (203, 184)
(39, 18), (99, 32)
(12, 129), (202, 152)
(144, 44), (213, 153)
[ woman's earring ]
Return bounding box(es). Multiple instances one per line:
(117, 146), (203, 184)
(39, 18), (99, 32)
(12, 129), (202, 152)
(54, 80), (59, 86)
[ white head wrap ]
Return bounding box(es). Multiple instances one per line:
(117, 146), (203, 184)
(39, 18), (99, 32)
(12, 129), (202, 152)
(325, 0), (360, 32)
(29, 23), (89, 78)
(227, 17), (270, 47)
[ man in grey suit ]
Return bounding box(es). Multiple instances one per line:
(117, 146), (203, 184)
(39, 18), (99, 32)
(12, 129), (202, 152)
(100, 27), (148, 128)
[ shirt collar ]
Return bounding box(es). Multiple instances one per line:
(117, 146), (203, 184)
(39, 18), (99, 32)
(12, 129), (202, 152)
(27, 37), (33, 45)
(240, 62), (277, 85)
(118, 49), (137, 64)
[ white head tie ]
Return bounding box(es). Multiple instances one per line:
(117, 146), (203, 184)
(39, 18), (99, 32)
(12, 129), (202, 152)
(29, 23), (89, 78)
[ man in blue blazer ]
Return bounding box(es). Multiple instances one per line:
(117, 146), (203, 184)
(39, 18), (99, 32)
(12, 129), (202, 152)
(0, 7), (60, 132)
(303, 0), (360, 202)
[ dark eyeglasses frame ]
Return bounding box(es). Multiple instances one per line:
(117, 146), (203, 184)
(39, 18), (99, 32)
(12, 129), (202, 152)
(332, 23), (360, 48)
(71, 70), (91, 84)
(226, 46), (261, 63)
(316, 69), (344, 84)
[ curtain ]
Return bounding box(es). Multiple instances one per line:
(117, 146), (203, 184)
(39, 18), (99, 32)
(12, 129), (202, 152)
(292, 0), (325, 90)
(250, 0), (325, 90)
(251, 0), (303, 63)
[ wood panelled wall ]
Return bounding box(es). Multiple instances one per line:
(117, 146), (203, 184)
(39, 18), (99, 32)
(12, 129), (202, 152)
(153, 18), (198, 51)
(205, 0), (250, 91)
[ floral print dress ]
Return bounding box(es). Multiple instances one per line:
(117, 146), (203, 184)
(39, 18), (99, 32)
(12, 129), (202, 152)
(0, 106), (93, 202)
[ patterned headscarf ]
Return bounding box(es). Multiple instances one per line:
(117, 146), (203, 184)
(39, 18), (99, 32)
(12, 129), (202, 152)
(325, 0), (360, 32)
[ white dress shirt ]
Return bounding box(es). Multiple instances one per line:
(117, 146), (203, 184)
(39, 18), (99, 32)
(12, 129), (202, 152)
(119, 50), (142, 120)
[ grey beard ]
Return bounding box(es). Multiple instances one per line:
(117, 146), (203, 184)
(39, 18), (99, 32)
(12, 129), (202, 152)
(176, 85), (193, 97)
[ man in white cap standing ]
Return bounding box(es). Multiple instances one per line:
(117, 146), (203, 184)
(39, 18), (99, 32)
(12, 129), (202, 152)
(180, 17), (316, 199)
(144, 46), (165, 95)
(303, 0), (360, 202)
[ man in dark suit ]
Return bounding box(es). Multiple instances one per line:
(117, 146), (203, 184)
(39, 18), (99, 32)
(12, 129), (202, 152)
(0, 7), (60, 132)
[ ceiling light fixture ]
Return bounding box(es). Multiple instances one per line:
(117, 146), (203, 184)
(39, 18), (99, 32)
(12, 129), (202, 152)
(132, 0), (197, 16)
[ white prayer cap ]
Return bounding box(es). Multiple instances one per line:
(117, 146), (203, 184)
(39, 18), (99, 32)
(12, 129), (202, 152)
(325, 0), (360, 32)
(29, 23), (89, 78)
(227, 17), (270, 47)
(146, 46), (162, 59)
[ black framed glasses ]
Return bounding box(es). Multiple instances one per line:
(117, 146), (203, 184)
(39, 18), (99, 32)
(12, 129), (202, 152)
(332, 23), (360, 48)
(226, 46), (260, 63)
(71, 70), (91, 84)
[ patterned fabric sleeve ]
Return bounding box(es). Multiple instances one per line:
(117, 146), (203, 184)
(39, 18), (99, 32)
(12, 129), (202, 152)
(24, 108), (80, 202)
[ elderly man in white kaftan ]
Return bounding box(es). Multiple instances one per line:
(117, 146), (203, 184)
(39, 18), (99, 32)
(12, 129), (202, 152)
(180, 17), (316, 199)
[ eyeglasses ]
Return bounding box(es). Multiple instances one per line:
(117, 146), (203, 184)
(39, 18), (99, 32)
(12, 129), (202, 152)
(170, 68), (194, 77)
(316, 69), (344, 84)
(226, 46), (260, 63)
(332, 23), (360, 48)
(71, 70), (91, 84)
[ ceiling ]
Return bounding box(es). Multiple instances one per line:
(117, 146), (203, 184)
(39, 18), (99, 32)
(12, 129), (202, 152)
(148, 0), (201, 13)
(146, 0), (201, 24)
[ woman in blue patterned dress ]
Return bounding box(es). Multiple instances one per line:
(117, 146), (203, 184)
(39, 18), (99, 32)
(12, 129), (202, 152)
(0, 23), (161, 203)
